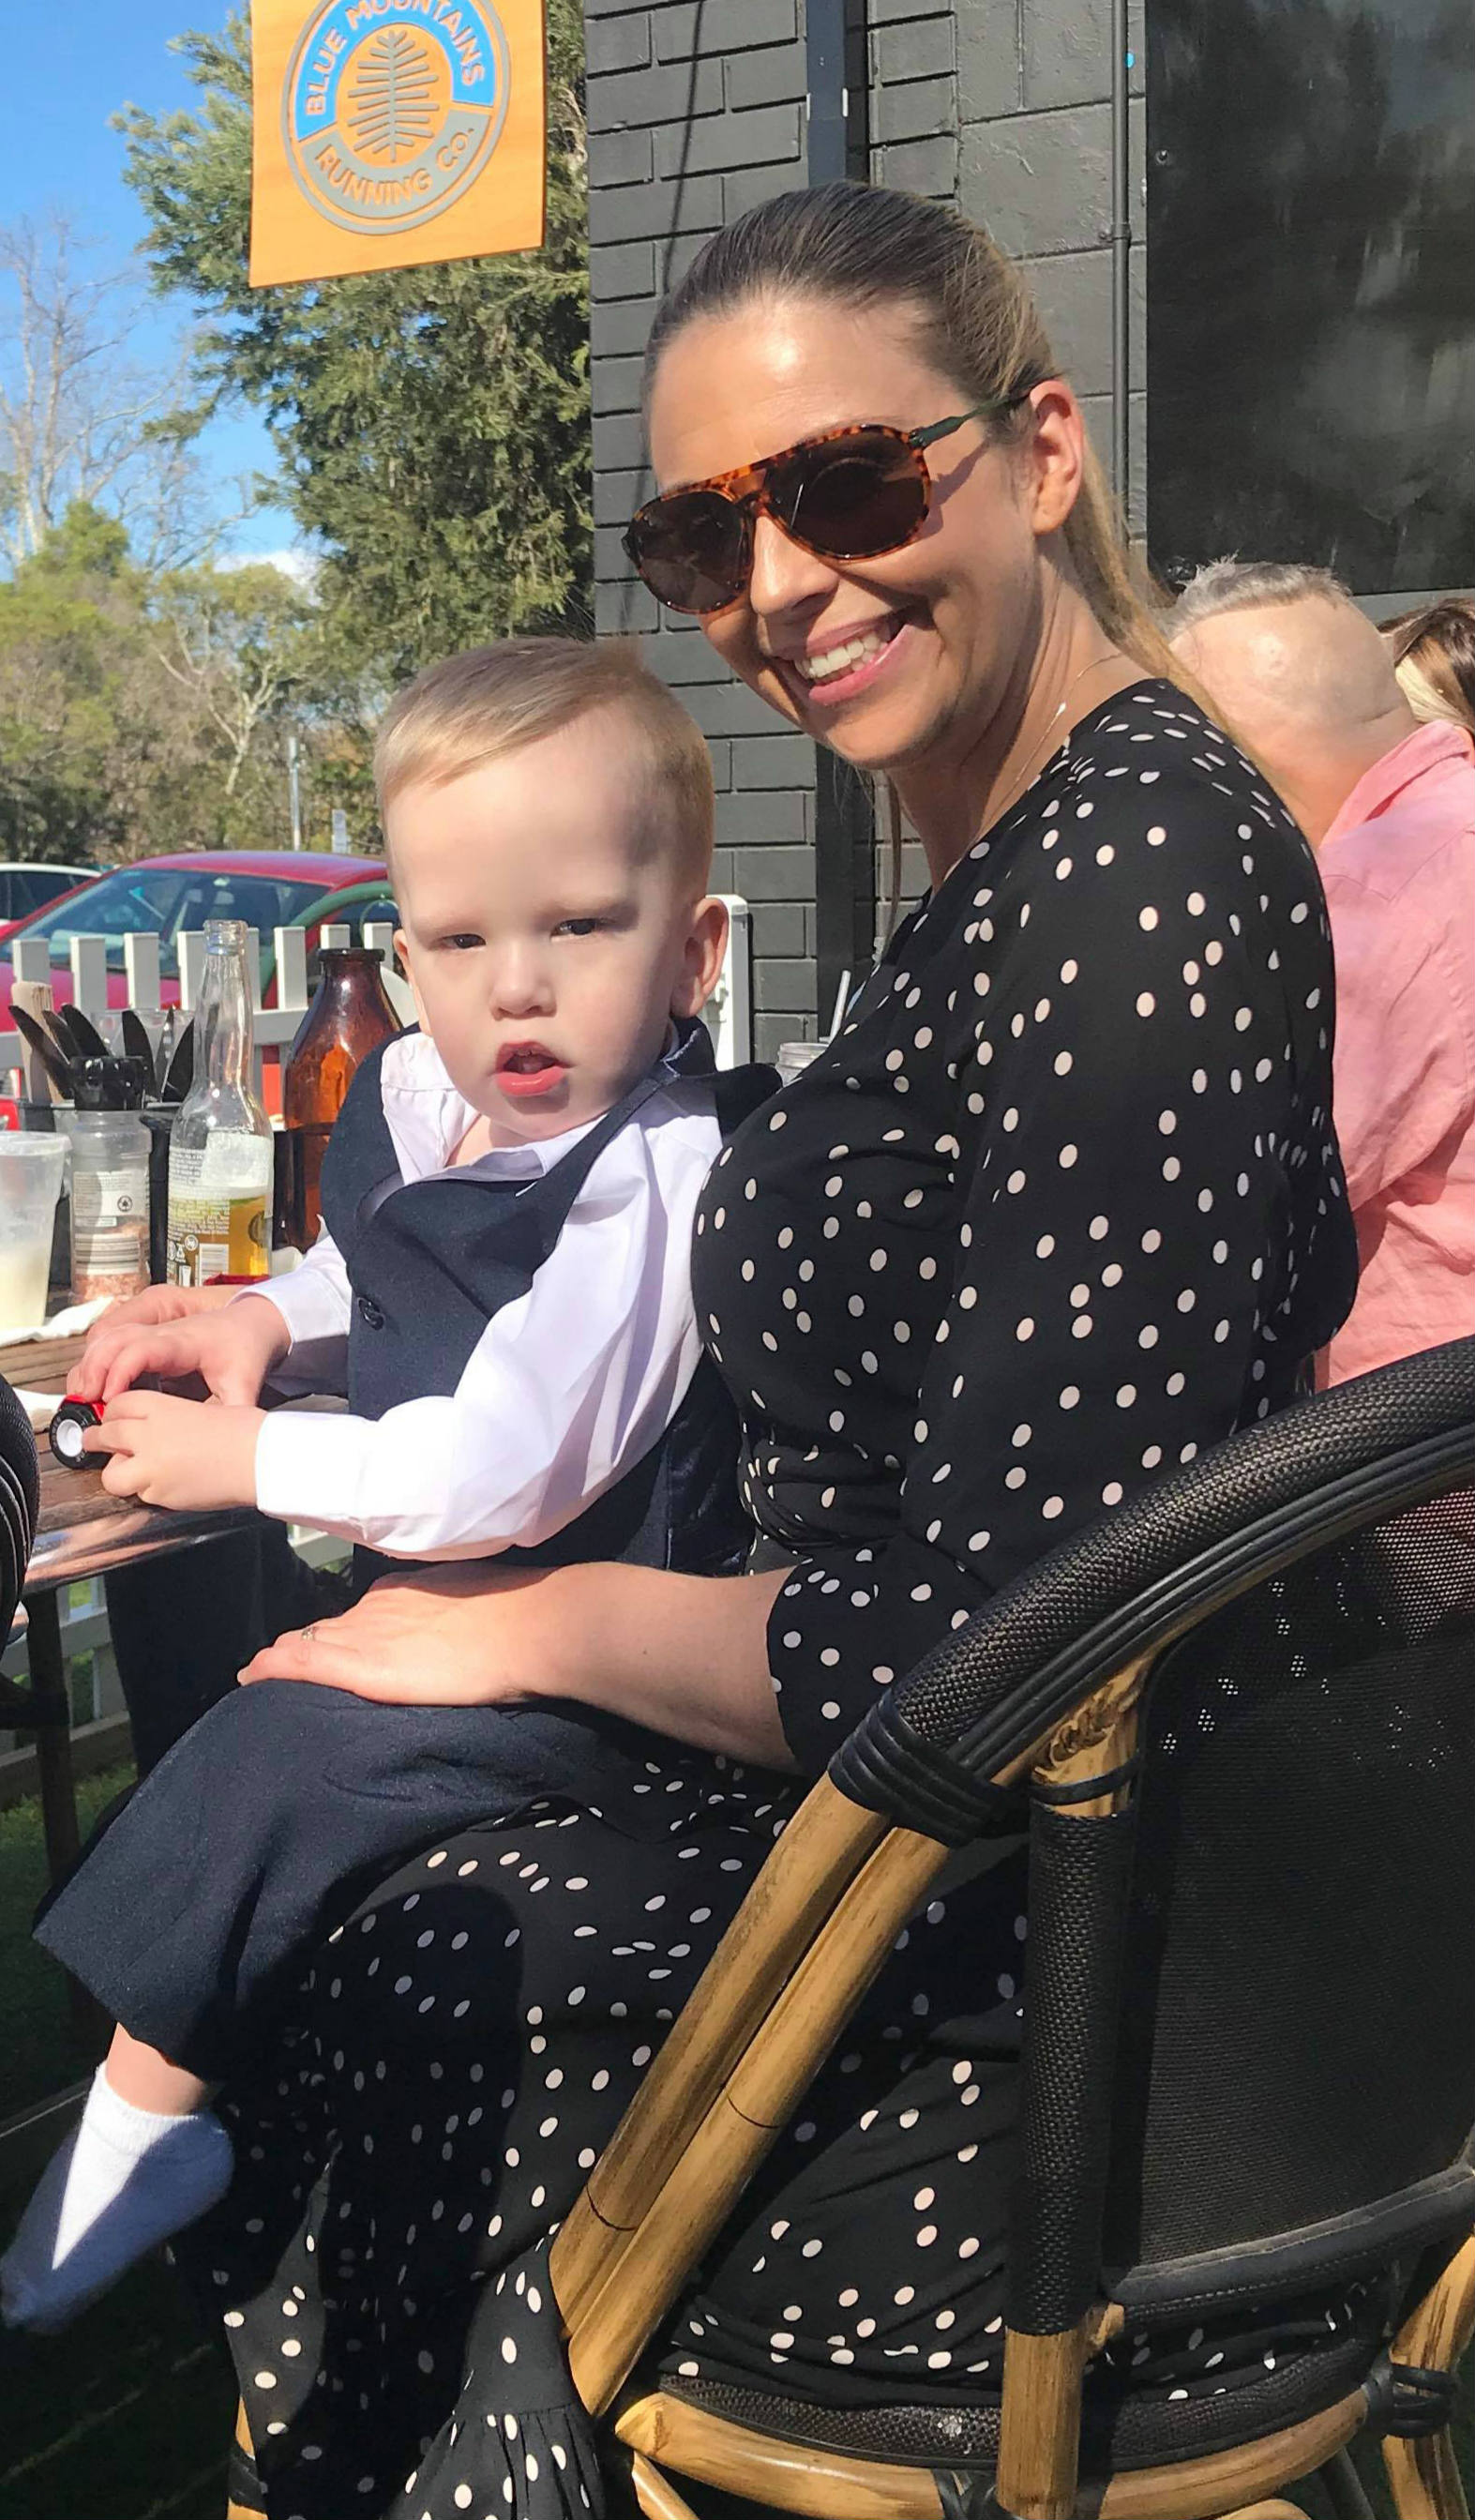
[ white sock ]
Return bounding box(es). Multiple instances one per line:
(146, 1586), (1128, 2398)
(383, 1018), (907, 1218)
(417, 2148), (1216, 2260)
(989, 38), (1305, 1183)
(0, 2064), (233, 2332)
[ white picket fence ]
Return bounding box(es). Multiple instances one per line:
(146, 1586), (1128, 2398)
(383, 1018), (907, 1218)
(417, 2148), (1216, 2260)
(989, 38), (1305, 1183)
(1, 919), (408, 1102)
(1, 896), (753, 1097)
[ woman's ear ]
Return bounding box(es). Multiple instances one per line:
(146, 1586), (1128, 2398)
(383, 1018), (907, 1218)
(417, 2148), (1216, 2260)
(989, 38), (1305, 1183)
(1021, 380), (1086, 539)
(670, 897), (730, 1017)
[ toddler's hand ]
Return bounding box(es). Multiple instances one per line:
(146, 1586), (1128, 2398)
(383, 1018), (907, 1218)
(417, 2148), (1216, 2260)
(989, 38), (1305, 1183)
(92, 1392), (264, 1513)
(78, 1280), (238, 1381)
(74, 1295), (290, 1408)
(90, 1282), (238, 1335)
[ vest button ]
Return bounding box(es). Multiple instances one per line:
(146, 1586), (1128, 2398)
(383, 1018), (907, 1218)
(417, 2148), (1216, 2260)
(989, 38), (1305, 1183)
(357, 1294), (385, 1330)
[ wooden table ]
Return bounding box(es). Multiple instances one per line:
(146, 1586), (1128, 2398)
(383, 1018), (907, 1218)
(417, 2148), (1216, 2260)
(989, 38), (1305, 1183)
(1, 1332), (255, 1890)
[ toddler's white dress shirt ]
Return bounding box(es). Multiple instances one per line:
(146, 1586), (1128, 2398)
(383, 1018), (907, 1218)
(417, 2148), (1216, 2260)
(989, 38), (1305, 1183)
(251, 1031), (721, 1561)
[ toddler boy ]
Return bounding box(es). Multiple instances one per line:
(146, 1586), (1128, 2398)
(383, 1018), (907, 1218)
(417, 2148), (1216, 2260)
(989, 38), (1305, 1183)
(2, 638), (772, 2331)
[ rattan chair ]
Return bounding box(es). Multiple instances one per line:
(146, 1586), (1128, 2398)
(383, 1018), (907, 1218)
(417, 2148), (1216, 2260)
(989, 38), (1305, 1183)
(228, 1337), (1475, 2520)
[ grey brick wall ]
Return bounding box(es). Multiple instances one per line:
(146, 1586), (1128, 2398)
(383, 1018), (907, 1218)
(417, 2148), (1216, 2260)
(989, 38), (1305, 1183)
(585, 0), (824, 1060)
(954, 0), (1147, 533)
(864, 0), (1146, 523)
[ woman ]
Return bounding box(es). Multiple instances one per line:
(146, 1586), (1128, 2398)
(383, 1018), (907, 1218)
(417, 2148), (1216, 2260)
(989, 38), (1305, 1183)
(197, 186), (1355, 2519)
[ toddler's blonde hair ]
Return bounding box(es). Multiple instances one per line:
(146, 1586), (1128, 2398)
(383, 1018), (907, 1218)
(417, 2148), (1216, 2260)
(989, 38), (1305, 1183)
(375, 638), (715, 886)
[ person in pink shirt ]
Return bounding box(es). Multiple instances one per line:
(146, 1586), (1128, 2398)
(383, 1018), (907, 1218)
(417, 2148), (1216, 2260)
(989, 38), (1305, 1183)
(1169, 561), (1475, 1381)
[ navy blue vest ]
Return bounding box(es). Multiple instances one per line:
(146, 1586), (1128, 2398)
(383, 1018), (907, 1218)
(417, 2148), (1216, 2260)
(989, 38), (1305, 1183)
(318, 1018), (776, 1582)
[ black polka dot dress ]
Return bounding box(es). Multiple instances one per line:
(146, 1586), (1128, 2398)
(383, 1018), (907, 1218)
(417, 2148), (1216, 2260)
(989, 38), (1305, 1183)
(192, 685), (1357, 2520)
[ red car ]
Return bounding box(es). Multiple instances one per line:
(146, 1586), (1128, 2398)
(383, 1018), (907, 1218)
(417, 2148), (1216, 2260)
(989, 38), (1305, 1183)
(0, 850), (393, 1031)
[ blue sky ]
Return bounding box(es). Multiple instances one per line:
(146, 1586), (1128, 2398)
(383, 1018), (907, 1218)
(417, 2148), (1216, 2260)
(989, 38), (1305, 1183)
(0, 0), (296, 563)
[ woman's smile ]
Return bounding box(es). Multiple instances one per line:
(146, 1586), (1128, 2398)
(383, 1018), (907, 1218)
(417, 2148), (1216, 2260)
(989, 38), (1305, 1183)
(772, 611), (918, 711)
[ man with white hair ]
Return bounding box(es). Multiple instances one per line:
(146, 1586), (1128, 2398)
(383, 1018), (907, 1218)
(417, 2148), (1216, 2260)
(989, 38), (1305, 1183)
(1170, 561), (1474, 1383)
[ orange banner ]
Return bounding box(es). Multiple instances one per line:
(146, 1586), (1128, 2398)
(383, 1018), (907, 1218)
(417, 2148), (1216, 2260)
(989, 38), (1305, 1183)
(249, 0), (545, 287)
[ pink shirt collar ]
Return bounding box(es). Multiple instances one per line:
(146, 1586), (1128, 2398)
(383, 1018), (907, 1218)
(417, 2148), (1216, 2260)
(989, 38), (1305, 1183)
(1324, 719), (1475, 851)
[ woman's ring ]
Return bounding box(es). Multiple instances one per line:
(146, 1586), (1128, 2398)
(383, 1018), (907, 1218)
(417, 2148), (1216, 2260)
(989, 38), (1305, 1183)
(301, 1623), (317, 1648)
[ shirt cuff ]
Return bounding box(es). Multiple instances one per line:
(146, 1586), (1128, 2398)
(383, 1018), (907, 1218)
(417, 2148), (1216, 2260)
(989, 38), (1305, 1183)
(765, 1532), (986, 1778)
(242, 1269), (348, 1351)
(254, 1407), (376, 1532)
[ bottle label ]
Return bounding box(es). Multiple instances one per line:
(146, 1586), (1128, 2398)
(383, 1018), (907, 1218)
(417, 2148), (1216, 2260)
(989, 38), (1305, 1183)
(168, 1139), (272, 1286)
(71, 1165), (150, 1301)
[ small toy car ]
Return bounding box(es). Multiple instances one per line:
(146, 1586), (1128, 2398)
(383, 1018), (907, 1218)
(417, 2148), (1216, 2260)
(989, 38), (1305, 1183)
(49, 1396), (107, 1470)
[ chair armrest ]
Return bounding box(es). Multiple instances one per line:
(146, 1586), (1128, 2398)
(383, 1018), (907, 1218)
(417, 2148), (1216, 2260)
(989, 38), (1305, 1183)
(834, 1335), (1475, 1838)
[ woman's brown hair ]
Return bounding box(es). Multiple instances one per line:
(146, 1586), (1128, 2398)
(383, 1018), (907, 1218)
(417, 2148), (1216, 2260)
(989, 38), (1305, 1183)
(642, 181), (1182, 687)
(1383, 598), (1475, 736)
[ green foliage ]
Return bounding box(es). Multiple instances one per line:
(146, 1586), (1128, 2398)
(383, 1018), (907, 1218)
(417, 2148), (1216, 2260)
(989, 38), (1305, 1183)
(0, 503), (354, 860)
(116, 2), (592, 688)
(0, 506), (157, 860)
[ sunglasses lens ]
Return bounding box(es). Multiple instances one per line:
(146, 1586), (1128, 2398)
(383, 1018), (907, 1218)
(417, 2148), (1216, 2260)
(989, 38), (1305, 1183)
(626, 431), (928, 610)
(775, 430), (927, 558)
(627, 490), (749, 613)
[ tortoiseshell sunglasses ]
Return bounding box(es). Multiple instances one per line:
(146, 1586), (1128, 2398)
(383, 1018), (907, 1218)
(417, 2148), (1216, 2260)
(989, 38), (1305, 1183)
(624, 395), (1034, 616)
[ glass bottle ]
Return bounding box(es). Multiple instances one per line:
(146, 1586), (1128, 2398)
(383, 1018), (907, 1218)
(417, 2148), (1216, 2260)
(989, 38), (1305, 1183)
(166, 919), (274, 1285)
(277, 945), (400, 1252)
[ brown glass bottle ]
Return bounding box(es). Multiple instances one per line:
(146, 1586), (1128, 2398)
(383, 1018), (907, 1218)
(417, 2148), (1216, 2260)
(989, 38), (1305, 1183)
(277, 947), (400, 1252)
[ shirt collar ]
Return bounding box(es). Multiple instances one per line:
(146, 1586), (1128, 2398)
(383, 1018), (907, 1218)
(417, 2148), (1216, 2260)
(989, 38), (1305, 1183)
(376, 1021), (700, 1184)
(1324, 720), (1475, 850)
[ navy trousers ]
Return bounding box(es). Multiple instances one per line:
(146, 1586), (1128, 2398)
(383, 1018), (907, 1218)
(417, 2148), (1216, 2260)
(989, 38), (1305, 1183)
(36, 1679), (664, 2080)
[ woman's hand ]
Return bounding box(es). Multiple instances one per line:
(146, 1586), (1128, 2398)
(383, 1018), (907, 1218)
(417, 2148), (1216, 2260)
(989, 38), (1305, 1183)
(241, 1560), (798, 1771)
(240, 1562), (564, 1705)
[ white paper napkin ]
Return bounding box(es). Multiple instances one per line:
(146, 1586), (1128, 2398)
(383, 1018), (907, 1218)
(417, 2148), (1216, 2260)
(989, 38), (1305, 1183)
(0, 1296), (112, 1348)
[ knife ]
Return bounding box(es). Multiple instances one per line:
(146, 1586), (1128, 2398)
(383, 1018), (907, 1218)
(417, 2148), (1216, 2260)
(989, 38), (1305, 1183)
(161, 1019), (194, 1104)
(120, 1007), (157, 1078)
(53, 1003), (111, 1063)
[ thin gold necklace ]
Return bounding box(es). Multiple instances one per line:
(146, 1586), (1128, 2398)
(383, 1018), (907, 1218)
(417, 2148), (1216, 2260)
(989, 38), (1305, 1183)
(984, 651), (1122, 835)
